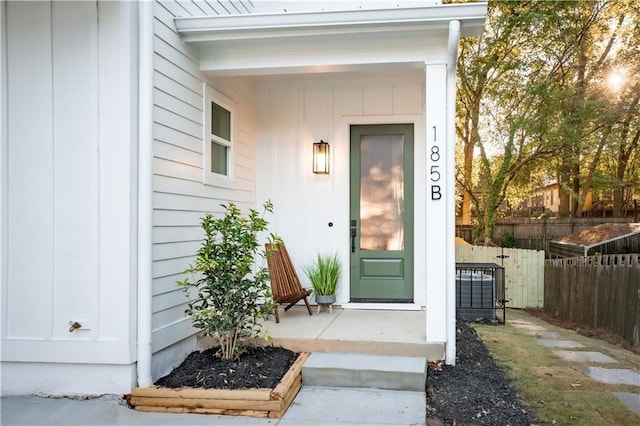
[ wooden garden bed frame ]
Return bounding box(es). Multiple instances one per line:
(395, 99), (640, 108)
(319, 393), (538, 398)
(128, 352), (309, 418)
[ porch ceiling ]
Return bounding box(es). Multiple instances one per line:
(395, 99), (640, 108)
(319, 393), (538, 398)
(174, 3), (487, 76)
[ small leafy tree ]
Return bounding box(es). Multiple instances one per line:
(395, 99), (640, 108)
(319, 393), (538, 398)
(178, 201), (275, 360)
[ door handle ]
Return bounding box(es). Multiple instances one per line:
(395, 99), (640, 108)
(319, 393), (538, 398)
(350, 220), (357, 253)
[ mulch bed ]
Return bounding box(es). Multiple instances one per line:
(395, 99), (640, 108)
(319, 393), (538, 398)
(155, 346), (298, 390)
(151, 324), (536, 424)
(426, 319), (533, 425)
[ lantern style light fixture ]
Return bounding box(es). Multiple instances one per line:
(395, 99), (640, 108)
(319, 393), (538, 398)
(313, 140), (330, 174)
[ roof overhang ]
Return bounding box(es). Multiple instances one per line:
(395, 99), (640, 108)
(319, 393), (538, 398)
(174, 3), (487, 76)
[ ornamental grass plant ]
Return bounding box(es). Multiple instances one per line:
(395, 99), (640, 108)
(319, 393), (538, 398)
(303, 253), (341, 296)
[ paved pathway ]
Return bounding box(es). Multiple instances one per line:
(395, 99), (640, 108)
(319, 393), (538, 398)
(508, 317), (640, 416)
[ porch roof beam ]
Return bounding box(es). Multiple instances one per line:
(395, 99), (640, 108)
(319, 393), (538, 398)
(174, 3), (486, 76)
(174, 3), (487, 42)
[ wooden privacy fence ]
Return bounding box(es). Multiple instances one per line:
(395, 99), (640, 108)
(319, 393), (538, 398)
(457, 217), (635, 256)
(544, 254), (640, 345)
(456, 245), (545, 308)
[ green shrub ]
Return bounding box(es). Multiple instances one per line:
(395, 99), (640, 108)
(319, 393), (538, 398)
(178, 201), (276, 360)
(501, 231), (518, 248)
(303, 253), (341, 296)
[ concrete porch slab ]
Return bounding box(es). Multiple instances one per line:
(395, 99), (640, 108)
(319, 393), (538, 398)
(553, 350), (618, 364)
(258, 306), (442, 360)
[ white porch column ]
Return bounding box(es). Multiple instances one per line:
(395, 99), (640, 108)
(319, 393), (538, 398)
(425, 62), (447, 350)
(445, 19), (461, 366)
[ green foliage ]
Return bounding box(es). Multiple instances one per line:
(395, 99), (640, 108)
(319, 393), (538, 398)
(303, 253), (341, 296)
(457, 0), (640, 240)
(177, 201), (276, 361)
(500, 232), (518, 248)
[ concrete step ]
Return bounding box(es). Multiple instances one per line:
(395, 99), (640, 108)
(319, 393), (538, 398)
(302, 352), (427, 392)
(266, 335), (444, 359)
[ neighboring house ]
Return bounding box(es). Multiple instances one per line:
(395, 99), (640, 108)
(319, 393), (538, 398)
(1, 1), (487, 395)
(520, 181), (563, 214)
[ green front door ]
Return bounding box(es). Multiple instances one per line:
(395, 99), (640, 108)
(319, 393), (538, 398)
(350, 124), (414, 302)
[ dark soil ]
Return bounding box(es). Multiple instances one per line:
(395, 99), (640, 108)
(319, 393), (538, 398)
(426, 319), (533, 425)
(155, 346), (297, 390)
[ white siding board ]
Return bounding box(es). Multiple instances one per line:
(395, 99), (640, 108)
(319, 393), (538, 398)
(152, 306), (190, 335)
(154, 274), (189, 296)
(154, 192), (252, 212)
(154, 89), (203, 125)
(154, 174), (252, 198)
(157, 1), (190, 18)
(153, 290), (189, 313)
(363, 84), (393, 115)
(154, 36), (200, 81)
(204, 0), (225, 14)
(154, 157), (202, 182)
(191, 0), (218, 14)
(154, 54), (202, 94)
(154, 226), (203, 244)
(302, 87), (333, 255)
(154, 21), (199, 65)
(154, 241), (201, 261)
(155, 72), (202, 109)
(154, 2), (183, 30)
(155, 128), (202, 155)
(159, 0), (191, 17)
(175, 0), (207, 16)
(51, 3), (100, 339)
(154, 257), (191, 279)
(154, 106), (202, 139)
(152, 318), (195, 353)
(393, 81), (423, 115)
(6, 2), (55, 339)
(154, 210), (216, 226)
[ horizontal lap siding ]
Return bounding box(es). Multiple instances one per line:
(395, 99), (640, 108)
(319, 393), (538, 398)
(151, 0), (256, 353)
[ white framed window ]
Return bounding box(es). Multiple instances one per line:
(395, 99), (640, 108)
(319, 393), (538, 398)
(203, 84), (234, 186)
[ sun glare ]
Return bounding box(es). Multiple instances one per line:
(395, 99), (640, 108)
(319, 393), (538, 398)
(607, 71), (625, 92)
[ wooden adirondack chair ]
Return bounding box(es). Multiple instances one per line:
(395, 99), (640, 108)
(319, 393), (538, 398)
(265, 243), (313, 323)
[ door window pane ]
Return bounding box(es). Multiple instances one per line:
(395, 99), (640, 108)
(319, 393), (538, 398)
(359, 134), (405, 251)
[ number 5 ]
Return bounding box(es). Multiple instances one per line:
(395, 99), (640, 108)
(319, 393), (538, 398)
(430, 165), (440, 182)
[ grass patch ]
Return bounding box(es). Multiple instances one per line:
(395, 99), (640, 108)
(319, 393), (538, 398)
(473, 315), (640, 425)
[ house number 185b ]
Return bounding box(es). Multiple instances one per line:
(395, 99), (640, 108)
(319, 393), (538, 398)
(430, 126), (441, 200)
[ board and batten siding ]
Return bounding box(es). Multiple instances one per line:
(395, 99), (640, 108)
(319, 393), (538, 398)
(2, 1), (138, 393)
(2, 1), (136, 356)
(150, 0), (257, 362)
(255, 73), (429, 307)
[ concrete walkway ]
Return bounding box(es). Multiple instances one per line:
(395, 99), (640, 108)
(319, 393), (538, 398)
(2, 307), (428, 426)
(508, 312), (640, 417)
(1, 388), (426, 426)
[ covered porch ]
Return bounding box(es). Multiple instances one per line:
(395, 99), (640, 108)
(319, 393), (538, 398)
(254, 306), (442, 360)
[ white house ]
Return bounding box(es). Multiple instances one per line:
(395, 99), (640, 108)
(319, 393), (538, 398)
(0, 1), (487, 395)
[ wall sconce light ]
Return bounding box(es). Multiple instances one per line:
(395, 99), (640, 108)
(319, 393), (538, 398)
(313, 140), (330, 174)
